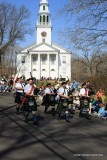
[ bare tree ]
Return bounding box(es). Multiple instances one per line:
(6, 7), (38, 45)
(71, 47), (107, 83)
(59, 0), (107, 50)
(1, 45), (22, 77)
(0, 1), (32, 77)
(71, 55), (86, 81)
(95, 52), (107, 75)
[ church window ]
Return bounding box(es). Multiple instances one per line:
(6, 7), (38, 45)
(43, 6), (45, 10)
(21, 56), (25, 63)
(50, 55), (56, 65)
(32, 56), (38, 64)
(62, 56), (66, 63)
(41, 56), (46, 65)
(40, 16), (42, 22)
(42, 69), (46, 71)
(43, 15), (45, 22)
(33, 69), (37, 71)
(47, 16), (49, 22)
(42, 38), (45, 43)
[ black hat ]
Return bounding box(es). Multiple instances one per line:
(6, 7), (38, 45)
(82, 83), (86, 87)
(61, 82), (67, 85)
(28, 78), (33, 81)
(47, 83), (51, 86)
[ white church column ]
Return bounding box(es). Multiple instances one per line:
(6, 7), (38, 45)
(29, 54), (32, 78)
(56, 53), (59, 79)
(38, 54), (41, 79)
(47, 54), (50, 78)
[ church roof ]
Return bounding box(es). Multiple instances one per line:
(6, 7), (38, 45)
(28, 42), (59, 52)
(52, 42), (71, 54)
(21, 42), (70, 54)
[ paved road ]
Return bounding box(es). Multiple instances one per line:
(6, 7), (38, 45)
(0, 93), (107, 160)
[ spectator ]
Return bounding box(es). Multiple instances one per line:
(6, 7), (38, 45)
(97, 89), (104, 98)
(101, 92), (107, 105)
(97, 104), (106, 118)
(71, 80), (78, 91)
(89, 96), (102, 114)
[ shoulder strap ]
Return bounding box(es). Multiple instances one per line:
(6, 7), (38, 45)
(63, 88), (67, 95)
(29, 85), (34, 95)
(50, 88), (53, 93)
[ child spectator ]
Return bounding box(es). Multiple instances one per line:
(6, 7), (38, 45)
(73, 96), (80, 109)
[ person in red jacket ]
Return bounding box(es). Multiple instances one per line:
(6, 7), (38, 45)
(97, 89), (104, 98)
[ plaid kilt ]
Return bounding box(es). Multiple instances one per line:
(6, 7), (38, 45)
(22, 96), (37, 112)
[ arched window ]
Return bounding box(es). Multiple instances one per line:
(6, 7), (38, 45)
(40, 16), (42, 22)
(43, 6), (45, 10)
(62, 56), (66, 63)
(21, 56), (25, 63)
(33, 69), (37, 71)
(47, 16), (49, 22)
(43, 15), (45, 22)
(42, 69), (46, 71)
(51, 69), (55, 71)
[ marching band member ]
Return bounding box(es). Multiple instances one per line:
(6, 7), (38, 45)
(24, 78), (38, 125)
(43, 83), (55, 114)
(58, 82), (71, 123)
(15, 78), (24, 114)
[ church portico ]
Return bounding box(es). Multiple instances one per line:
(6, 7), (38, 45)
(31, 53), (59, 79)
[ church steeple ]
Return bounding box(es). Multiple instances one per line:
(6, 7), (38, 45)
(36, 0), (52, 44)
(38, 0), (51, 25)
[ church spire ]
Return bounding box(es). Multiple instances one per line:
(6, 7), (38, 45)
(40, 0), (48, 4)
(36, 0), (52, 44)
(37, 0), (51, 26)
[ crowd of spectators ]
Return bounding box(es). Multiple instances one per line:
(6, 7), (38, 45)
(0, 77), (14, 93)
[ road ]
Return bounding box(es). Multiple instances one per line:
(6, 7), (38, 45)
(0, 93), (107, 160)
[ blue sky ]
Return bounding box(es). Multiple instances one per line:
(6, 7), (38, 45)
(5, 0), (68, 48)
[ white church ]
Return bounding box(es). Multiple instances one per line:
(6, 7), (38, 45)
(17, 0), (71, 80)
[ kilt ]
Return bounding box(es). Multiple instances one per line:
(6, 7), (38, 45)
(42, 94), (56, 106)
(22, 96), (37, 112)
(57, 98), (68, 115)
(15, 92), (22, 104)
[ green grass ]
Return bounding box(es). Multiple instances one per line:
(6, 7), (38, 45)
(36, 80), (58, 87)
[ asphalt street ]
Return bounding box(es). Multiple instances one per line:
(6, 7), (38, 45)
(0, 93), (107, 160)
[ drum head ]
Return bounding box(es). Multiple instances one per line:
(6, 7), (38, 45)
(28, 100), (34, 106)
(84, 100), (88, 105)
(61, 99), (68, 107)
(49, 95), (54, 101)
(63, 102), (68, 107)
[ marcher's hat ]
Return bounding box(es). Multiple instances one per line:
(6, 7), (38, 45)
(28, 78), (33, 81)
(47, 83), (51, 86)
(61, 82), (67, 85)
(82, 83), (86, 87)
